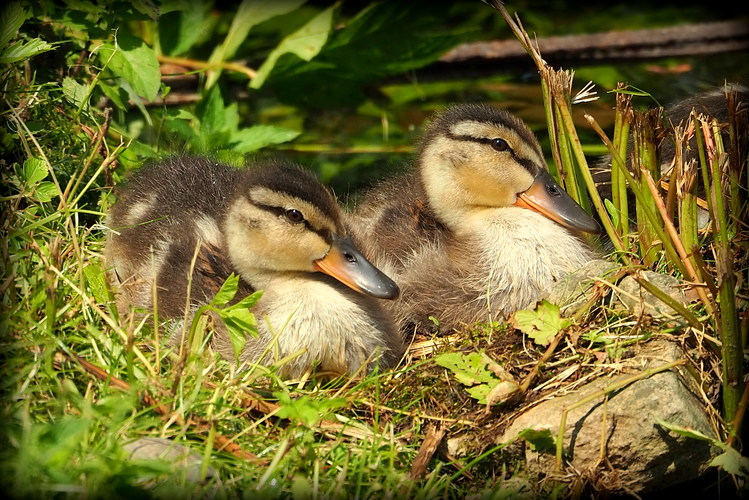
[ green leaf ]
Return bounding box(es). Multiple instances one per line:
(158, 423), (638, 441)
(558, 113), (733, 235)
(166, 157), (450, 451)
(22, 157), (47, 187)
(434, 352), (496, 386)
(515, 428), (556, 453)
(62, 77), (91, 111)
(83, 262), (110, 304)
(710, 447), (749, 478)
(654, 418), (716, 443)
(273, 392), (347, 427)
(197, 86), (235, 138)
(211, 273), (239, 307)
(0, 38), (54, 64)
(231, 125), (300, 153)
(206, 0), (307, 89)
(0, 2), (25, 50)
(266, 1), (467, 107)
(604, 198), (620, 229)
(33, 182), (58, 203)
(131, 0), (159, 21)
(98, 33), (160, 101)
(250, 4), (334, 89)
(159, 1), (213, 56)
(512, 301), (571, 346)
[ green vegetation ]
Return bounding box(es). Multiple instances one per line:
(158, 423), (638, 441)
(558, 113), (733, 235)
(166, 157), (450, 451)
(2, 1), (748, 498)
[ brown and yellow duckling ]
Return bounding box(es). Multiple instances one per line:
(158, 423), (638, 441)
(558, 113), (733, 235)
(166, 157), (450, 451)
(105, 156), (404, 378)
(349, 104), (601, 333)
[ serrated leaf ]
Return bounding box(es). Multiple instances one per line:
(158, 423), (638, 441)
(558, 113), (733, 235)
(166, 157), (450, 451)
(434, 351), (496, 386)
(0, 2), (25, 49)
(512, 301), (571, 346)
(231, 125), (300, 153)
(99, 33), (160, 101)
(22, 156), (47, 187)
(250, 5), (334, 89)
(33, 182), (58, 203)
(0, 38), (54, 64)
(206, 0), (307, 89)
(710, 447), (749, 478)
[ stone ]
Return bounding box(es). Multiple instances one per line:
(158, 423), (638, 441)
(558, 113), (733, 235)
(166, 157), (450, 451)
(547, 258), (619, 314)
(616, 270), (688, 319)
(124, 437), (218, 485)
(498, 339), (718, 495)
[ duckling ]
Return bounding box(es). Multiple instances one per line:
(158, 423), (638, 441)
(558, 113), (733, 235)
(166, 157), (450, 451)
(105, 156), (404, 378)
(592, 83), (748, 224)
(349, 104), (601, 333)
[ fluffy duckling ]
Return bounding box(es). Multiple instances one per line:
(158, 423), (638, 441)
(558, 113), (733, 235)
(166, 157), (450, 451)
(105, 156), (404, 378)
(593, 83), (747, 224)
(349, 104), (600, 333)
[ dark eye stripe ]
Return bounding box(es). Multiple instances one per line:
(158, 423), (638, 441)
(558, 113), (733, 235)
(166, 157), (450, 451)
(445, 132), (538, 175)
(253, 202), (332, 243)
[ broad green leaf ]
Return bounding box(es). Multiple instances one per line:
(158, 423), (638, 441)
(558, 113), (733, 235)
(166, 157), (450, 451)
(265, 1), (467, 107)
(250, 4), (334, 89)
(98, 33), (160, 101)
(434, 351), (496, 386)
(710, 447), (749, 477)
(466, 385), (492, 404)
(159, 1), (213, 56)
(96, 80), (128, 110)
(83, 262), (110, 304)
(33, 182), (58, 203)
(197, 86), (238, 138)
(0, 38), (54, 64)
(212, 273), (239, 307)
(515, 428), (556, 453)
(273, 392), (347, 427)
(22, 157), (47, 187)
(0, 2), (25, 49)
(62, 76), (91, 111)
(231, 125), (300, 153)
(513, 301), (571, 346)
(206, 0), (307, 88)
(131, 0), (159, 20)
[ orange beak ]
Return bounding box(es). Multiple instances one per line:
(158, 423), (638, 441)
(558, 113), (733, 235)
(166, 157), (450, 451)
(313, 235), (400, 300)
(514, 170), (600, 234)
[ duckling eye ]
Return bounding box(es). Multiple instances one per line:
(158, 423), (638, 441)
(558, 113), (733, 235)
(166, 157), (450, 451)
(285, 209), (305, 223)
(490, 138), (510, 152)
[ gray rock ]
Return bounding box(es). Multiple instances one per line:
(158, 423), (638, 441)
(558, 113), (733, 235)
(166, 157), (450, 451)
(499, 339), (718, 495)
(124, 437), (218, 485)
(547, 259), (618, 313)
(616, 270), (688, 319)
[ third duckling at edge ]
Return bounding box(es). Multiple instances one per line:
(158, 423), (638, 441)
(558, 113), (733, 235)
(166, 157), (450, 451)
(349, 104), (601, 333)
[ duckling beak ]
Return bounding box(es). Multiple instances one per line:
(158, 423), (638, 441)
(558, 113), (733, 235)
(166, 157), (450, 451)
(514, 170), (601, 234)
(313, 235), (400, 300)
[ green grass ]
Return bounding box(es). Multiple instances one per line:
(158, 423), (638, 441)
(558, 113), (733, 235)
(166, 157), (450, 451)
(3, 2), (749, 498)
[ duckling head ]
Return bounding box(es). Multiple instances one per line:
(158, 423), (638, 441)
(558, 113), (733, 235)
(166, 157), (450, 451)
(417, 104), (600, 234)
(224, 163), (399, 299)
